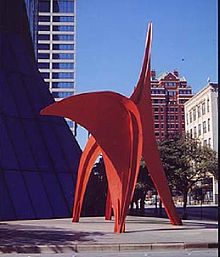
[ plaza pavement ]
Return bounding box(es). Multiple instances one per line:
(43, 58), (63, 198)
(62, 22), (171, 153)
(0, 216), (218, 254)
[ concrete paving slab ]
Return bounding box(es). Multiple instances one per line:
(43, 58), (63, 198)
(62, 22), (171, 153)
(0, 216), (218, 253)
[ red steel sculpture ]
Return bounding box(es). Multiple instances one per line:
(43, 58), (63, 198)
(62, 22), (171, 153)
(41, 22), (182, 233)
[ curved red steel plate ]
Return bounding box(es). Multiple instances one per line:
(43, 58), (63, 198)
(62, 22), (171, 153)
(41, 92), (143, 233)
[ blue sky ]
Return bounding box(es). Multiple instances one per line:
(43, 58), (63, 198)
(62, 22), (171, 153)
(75, 0), (218, 148)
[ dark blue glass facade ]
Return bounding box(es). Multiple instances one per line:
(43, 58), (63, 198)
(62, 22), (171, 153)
(0, 0), (81, 221)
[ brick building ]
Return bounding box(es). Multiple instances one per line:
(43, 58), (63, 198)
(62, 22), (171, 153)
(151, 70), (193, 141)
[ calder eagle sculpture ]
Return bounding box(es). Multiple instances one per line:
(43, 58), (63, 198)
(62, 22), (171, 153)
(41, 23), (182, 233)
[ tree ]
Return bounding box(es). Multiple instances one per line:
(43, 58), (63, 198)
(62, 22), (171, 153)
(158, 135), (218, 218)
(81, 156), (108, 216)
(130, 159), (155, 214)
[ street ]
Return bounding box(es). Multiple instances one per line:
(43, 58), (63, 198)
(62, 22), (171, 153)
(0, 249), (218, 257)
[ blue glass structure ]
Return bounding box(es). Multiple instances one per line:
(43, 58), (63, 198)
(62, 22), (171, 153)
(0, 0), (82, 221)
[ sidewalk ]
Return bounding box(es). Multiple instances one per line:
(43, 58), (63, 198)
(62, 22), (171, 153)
(0, 216), (218, 254)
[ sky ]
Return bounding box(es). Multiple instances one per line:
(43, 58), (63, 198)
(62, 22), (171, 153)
(75, 0), (218, 149)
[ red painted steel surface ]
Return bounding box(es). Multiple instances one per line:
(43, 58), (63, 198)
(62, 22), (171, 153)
(41, 92), (143, 233)
(131, 23), (182, 225)
(41, 22), (182, 233)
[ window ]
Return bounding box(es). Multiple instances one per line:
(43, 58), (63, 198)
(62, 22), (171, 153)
(176, 124), (179, 128)
(203, 140), (207, 146)
(37, 53), (50, 59)
(208, 118), (210, 131)
(53, 16), (74, 22)
(153, 99), (158, 103)
(40, 72), (49, 79)
(52, 53), (74, 59)
(154, 115), (159, 120)
(190, 129), (192, 138)
(53, 0), (74, 13)
(52, 82), (74, 88)
(38, 34), (50, 40)
(52, 63), (74, 69)
(38, 62), (50, 69)
(38, 25), (50, 31)
(66, 120), (73, 128)
(52, 72), (74, 79)
(52, 44), (74, 50)
(197, 105), (201, 118)
(193, 126), (197, 138)
(52, 34), (74, 41)
(193, 108), (196, 121)
(155, 124), (159, 128)
(53, 25), (74, 31)
(203, 121), (207, 133)
(208, 138), (211, 147)
(52, 92), (73, 98)
(38, 43), (50, 50)
(168, 90), (176, 96)
(202, 102), (206, 115)
(198, 124), (201, 136)
(186, 114), (188, 125)
(161, 124), (164, 128)
(154, 107), (159, 112)
(155, 132), (159, 136)
(38, 16), (50, 22)
(39, 1), (50, 12)
(207, 99), (210, 112)
(179, 99), (187, 104)
(189, 111), (192, 123)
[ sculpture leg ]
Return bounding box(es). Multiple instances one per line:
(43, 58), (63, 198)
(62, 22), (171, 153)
(72, 136), (101, 222)
(117, 111), (142, 233)
(143, 149), (182, 225)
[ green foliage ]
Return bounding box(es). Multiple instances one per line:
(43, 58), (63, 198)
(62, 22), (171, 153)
(158, 135), (218, 210)
(81, 156), (107, 216)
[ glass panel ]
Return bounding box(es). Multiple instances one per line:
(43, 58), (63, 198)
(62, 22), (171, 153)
(52, 92), (73, 98)
(52, 62), (74, 69)
(38, 16), (50, 22)
(38, 25), (50, 31)
(40, 72), (50, 79)
(66, 120), (73, 128)
(38, 43), (50, 50)
(38, 62), (50, 69)
(52, 44), (74, 50)
(37, 52), (50, 59)
(24, 172), (53, 217)
(5, 171), (36, 219)
(53, 25), (74, 31)
(0, 171), (16, 220)
(38, 34), (50, 40)
(52, 82), (74, 88)
(52, 53), (74, 59)
(53, 16), (74, 22)
(53, 34), (74, 41)
(38, 0), (50, 12)
(53, 0), (74, 13)
(52, 72), (74, 79)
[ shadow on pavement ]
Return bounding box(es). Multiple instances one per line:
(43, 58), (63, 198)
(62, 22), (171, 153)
(0, 223), (104, 253)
